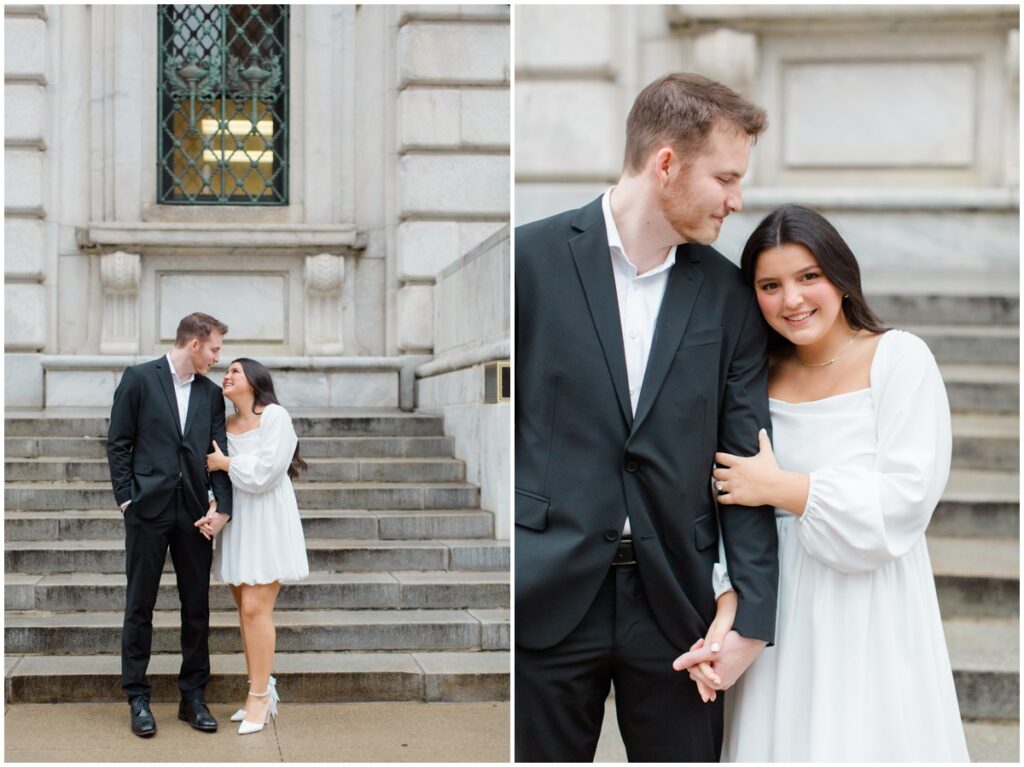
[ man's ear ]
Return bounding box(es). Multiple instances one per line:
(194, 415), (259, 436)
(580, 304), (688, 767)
(653, 147), (675, 187)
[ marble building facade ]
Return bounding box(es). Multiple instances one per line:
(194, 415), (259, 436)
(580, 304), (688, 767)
(515, 4), (1019, 272)
(4, 4), (511, 536)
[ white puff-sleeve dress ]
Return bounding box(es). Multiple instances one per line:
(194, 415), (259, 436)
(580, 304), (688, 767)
(213, 403), (309, 586)
(719, 330), (969, 762)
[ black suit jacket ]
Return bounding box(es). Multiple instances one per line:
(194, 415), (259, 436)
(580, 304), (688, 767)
(515, 196), (779, 652)
(107, 356), (233, 521)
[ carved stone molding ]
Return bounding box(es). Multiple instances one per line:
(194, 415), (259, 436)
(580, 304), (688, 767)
(304, 253), (345, 354)
(100, 251), (141, 354)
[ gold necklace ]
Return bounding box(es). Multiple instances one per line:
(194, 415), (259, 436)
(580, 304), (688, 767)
(799, 331), (859, 368)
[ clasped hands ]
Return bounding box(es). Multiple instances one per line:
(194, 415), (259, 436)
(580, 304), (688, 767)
(194, 499), (228, 540)
(196, 440), (230, 540)
(672, 591), (767, 703)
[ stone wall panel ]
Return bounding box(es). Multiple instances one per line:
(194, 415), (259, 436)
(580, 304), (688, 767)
(397, 285), (434, 352)
(4, 219), (46, 278)
(4, 16), (47, 81)
(399, 155), (509, 218)
(516, 6), (616, 73)
(5, 83), (46, 144)
(460, 88), (510, 148)
(5, 283), (47, 350)
(399, 22), (509, 86)
(515, 82), (622, 179)
(5, 150), (45, 211)
(398, 221), (461, 280)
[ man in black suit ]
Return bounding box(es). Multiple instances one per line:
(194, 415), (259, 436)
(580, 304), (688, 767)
(107, 312), (233, 737)
(515, 74), (780, 761)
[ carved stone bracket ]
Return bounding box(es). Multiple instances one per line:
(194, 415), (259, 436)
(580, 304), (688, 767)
(100, 250), (141, 354)
(304, 253), (345, 355)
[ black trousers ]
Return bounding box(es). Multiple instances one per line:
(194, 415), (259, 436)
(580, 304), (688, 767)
(516, 563), (723, 762)
(121, 487), (212, 701)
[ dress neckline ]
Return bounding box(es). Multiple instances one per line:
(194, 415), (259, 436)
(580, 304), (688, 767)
(767, 329), (894, 407)
(227, 423), (262, 437)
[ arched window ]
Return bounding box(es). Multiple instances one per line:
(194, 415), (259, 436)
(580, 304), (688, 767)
(158, 4), (289, 204)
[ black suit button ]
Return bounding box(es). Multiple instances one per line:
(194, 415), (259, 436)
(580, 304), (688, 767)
(625, 460), (639, 473)
(605, 529), (619, 542)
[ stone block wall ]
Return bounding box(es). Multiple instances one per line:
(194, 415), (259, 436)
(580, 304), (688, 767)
(395, 5), (510, 353)
(515, 5), (1019, 272)
(417, 227), (510, 540)
(5, 5), (50, 406)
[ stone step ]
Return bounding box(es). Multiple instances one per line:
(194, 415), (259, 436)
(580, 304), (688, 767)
(5, 608), (510, 655)
(5, 570), (510, 612)
(4, 435), (458, 460)
(904, 325), (1019, 365)
(4, 411), (447, 438)
(945, 616), (1019, 720)
(962, 720), (1020, 763)
(928, 535), (1019, 619)
(3, 457), (467, 484)
(4, 650), (510, 703)
(599, 706), (1020, 762)
(3, 482), (481, 511)
(5, 538), (509, 575)
(939, 363), (1018, 414)
(4, 508), (495, 542)
(930, 469), (1019, 538)
(951, 414), (1019, 472)
(867, 292), (1019, 326)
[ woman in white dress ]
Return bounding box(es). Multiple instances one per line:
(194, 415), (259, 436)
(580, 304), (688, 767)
(674, 205), (969, 761)
(202, 357), (309, 735)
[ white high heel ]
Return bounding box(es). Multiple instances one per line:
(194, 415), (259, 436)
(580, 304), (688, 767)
(238, 677), (279, 735)
(230, 675), (274, 722)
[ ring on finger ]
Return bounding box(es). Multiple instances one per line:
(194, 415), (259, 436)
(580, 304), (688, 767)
(715, 480), (725, 492)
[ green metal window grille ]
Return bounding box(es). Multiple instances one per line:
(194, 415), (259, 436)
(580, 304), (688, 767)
(158, 5), (289, 204)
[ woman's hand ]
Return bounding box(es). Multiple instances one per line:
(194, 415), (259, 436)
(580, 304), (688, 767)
(679, 590), (737, 702)
(206, 440), (230, 473)
(714, 429), (779, 508)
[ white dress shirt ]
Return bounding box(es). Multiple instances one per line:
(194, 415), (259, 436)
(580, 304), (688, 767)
(166, 353), (195, 433)
(602, 188), (677, 535)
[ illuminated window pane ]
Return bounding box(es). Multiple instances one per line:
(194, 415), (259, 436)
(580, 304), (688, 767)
(158, 5), (289, 204)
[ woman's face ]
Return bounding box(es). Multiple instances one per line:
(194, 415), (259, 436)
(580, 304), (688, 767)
(753, 242), (847, 347)
(222, 362), (251, 397)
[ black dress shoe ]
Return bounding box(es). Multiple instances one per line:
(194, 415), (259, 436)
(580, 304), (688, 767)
(178, 697), (218, 732)
(129, 696), (157, 737)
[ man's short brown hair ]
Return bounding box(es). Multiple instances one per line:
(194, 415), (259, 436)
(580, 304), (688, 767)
(623, 73), (768, 174)
(175, 312), (228, 347)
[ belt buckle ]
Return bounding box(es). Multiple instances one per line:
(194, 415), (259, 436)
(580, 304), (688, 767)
(612, 538), (636, 566)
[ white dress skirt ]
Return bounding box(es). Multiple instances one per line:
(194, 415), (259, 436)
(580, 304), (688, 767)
(213, 403), (309, 586)
(721, 330), (969, 762)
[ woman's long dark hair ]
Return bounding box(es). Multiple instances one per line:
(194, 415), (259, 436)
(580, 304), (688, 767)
(739, 204), (887, 353)
(232, 357), (308, 479)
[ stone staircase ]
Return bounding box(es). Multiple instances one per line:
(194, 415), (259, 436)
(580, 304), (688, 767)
(4, 409), (509, 705)
(867, 275), (1020, 761)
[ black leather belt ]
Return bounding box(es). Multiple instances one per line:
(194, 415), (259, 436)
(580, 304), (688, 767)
(612, 538), (636, 566)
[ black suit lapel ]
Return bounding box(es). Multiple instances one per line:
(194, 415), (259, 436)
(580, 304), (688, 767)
(569, 202), (633, 428)
(631, 245), (705, 435)
(182, 379), (202, 439)
(154, 357), (184, 438)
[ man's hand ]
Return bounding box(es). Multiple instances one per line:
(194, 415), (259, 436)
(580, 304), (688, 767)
(194, 502), (228, 540)
(673, 629), (767, 692)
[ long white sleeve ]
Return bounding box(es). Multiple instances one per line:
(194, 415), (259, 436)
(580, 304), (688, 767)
(228, 404), (298, 494)
(796, 331), (951, 573)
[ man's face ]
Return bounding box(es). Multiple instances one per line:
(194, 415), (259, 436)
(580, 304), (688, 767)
(658, 123), (750, 245)
(189, 331), (223, 376)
